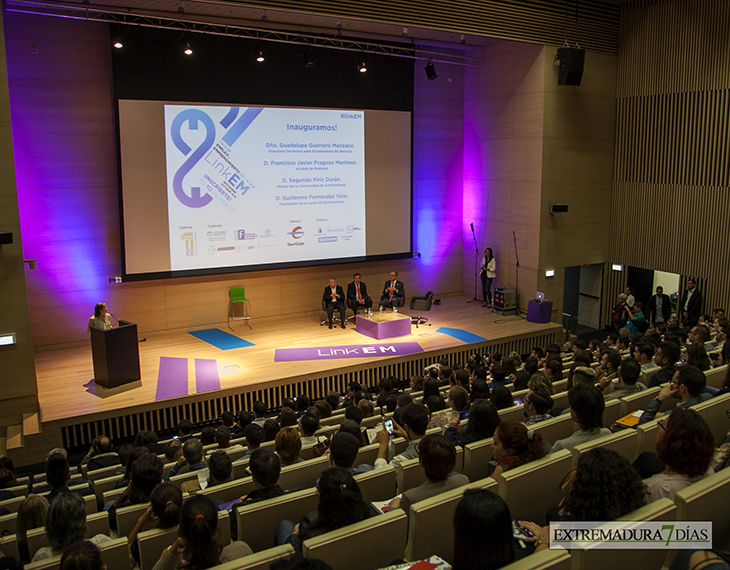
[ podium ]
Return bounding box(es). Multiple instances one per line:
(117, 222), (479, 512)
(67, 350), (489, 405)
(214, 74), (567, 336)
(90, 320), (141, 388)
(526, 300), (553, 324)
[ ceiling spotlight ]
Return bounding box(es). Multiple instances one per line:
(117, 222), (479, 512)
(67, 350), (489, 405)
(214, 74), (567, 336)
(425, 60), (437, 80)
(256, 48), (265, 62)
(184, 40), (193, 55)
(113, 36), (123, 49)
(358, 59), (367, 73)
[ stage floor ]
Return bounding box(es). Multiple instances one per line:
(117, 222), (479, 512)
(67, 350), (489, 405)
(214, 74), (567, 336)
(34, 295), (562, 423)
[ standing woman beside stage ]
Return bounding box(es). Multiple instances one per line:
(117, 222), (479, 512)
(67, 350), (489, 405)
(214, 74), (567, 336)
(481, 248), (496, 308)
(87, 302), (112, 334)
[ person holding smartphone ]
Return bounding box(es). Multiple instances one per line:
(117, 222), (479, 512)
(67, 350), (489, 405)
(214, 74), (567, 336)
(374, 404), (429, 471)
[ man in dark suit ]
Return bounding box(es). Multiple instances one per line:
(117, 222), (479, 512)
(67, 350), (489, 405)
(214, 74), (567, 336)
(646, 286), (672, 325)
(323, 277), (346, 329)
(680, 278), (702, 325)
(379, 270), (405, 309)
(347, 273), (372, 316)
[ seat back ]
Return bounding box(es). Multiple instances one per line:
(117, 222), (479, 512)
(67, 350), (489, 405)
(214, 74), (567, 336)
(230, 287), (247, 302)
(551, 391), (569, 410)
(498, 404), (525, 423)
(278, 456), (329, 491)
(94, 474), (125, 501)
(675, 466), (730, 551)
(0, 511), (18, 537)
(571, 429), (638, 465)
(619, 386), (661, 416)
(231, 458), (251, 480)
(404, 478), (497, 562)
(199, 477), (255, 505)
(236, 487), (319, 550)
(208, 545), (296, 570)
(498, 449), (573, 524)
(5, 484), (29, 498)
(302, 509), (407, 570)
(116, 502), (151, 539)
(570, 498), (676, 570)
(0, 495), (27, 513)
(705, 365), (728, 389)
(635, 418), (661, 459)
(25, 537), (129, 570)
(692, 392), (730, 446)
(527, 415), (575, 447)
(86, 465), (119, 483)
(462, 437), (494, 482)
(499, 547), (571, 570)
(137, 527), (178, 570)
(602, 399), (623, 427)
(353, 465), (397, 503)
(27, 511), (111, 559)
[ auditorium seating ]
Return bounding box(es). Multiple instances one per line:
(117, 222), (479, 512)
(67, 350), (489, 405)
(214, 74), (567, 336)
(208, 545), (296, 570)
(571, 429), (638, 465)
(24, 537), (129, 570)
(82, 464), (118, 481)
(497, 449), (573, 524)
(705, 364), (728, 389)
(235, 487), (319, 549)
(527, 415), (575, 447)
(500, 548), (571, 570)
(137, 527), (178, 570)
(199, 477), (255, 504)
(0, 533), (19, 560)
(635, 418), (661, 459)
(277, 456), (330, 491)
(403, 478), (497, 562)
(692, 392), (730, 446)
(353, 464), (397, 504)
(302, 509), (407, 570)
(618, 386), (661, 416)
(26, 511), (111, 559)
(674, 465), (730, 551)
(462, 437), (494, 482)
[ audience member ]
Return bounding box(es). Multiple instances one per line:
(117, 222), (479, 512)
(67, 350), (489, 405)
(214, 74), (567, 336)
(17, 494), (49, 562)
(116, 443), (134, 476)
(376, 377), (398, 407)
(337, 420), (366, 447)
(40, 453), (95, 502)
(469, 379), (491, 403)
(375, 403), (429, 469)
(166, 438), (205, 481)
(388, 435), (469, 519)
(453, 489), (518, 570)
(60, 541), (104, 570)
(263, 419), (281, 442)
(232, 411), (253, 439)
(238, 449), (284, 506)
(128, 482), (182, 562)
(242, 424), (265, 458)
(430, 386), (467, 429)
(115, 447), (149, 490)
(299, 414), (320, 446)
(598, 357), (645, 400)
(152, 494), (252, 570)
(276, 468), (371, 549)
(550, 385), (611, 453)
(647, 341), (681, 388)
(32, 492), (111, 562)
(638, 365), (711, 425)
(489, 385), (513, 410)
(207, 451), (233, 487)
(488, 421), (546, 481)
(275, 427), (304, 467)
(252, 401), (268, 426)
(522, 387), (553, 426)
(164, 440), (182, 463)
(134, 431), (165, 454)
(314, 400), (332, 419)
(81, 435), (118, 472)
(358, 399), (375, 419)
(328, 432), (373, 475)
(199, 427), (216, 446)
(177, 420), (194, 442)
(280, 407), (298, 428)
(445, 399), (500, 448)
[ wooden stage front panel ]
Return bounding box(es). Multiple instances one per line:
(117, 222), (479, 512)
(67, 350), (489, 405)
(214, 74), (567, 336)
(33, 296), (562, 447)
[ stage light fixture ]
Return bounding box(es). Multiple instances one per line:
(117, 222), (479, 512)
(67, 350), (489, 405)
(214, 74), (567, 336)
(358, 59), (367, 73)
(113, 36), (123, 49)
(425, 60), (437, 80)
(184, 40), (193, 55)
(304, 49), (314, 68)
(256, 47), (265, 62)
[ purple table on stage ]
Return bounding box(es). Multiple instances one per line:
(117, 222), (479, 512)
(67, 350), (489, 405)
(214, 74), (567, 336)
(356, 314), (412, 340)
(526, 300), (553, 324)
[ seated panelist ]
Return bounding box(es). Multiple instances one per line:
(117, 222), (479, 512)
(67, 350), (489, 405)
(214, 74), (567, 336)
(379, 271), (405, 309)
(347, 273), (372, 315)
(323, 278), (346, 329)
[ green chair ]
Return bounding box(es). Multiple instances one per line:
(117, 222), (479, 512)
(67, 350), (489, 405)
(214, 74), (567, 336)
(228, 287), (251, 331)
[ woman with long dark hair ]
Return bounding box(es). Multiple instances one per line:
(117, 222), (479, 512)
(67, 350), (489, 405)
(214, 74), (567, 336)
(453, 489), (516, 570)
(129, 482), (182, 560)
(480, 248), (496, 308)
(445, 399), (500, 447)
(152, 494), (252, 570)
(277, 468), (372, 549)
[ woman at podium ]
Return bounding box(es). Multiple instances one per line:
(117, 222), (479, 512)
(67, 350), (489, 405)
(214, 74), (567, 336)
(87, 302), (112, 334)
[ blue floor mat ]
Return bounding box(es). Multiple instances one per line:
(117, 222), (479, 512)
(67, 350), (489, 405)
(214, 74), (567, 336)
(188, 328), (255, 350)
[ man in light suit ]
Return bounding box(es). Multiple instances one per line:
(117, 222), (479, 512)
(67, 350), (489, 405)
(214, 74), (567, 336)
(323, 277), (346, 329)
(347, 273), (372, 316)
(379, 270), (405, 309)
(680, 278), (702, 326)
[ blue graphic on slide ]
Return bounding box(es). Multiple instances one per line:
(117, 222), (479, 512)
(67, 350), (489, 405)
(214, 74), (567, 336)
(169, 107), (262, 208)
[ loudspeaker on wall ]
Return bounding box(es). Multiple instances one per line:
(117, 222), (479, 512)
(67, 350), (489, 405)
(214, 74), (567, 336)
(557, 47), (585, 86)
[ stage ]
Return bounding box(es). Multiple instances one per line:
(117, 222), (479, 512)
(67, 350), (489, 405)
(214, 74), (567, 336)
(33, 295), (562, 445)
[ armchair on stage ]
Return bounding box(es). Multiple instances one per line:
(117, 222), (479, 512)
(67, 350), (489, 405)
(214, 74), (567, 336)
(320, 300), (352, 326)
(409, 292), (433, 328)
(90, 320), (141, 388)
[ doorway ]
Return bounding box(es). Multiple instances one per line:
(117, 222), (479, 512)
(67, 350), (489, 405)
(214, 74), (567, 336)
(563, 264), (604, 334)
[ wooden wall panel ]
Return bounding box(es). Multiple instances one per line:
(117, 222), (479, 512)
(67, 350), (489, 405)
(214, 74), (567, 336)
(610, 0), (730, 325)
(0, 5), (39, 412)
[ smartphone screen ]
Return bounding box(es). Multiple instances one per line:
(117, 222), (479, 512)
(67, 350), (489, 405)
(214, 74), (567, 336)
(460, 412), (469, 420)
(384, 418), (394, 435)
(513, 398), (523, 406)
